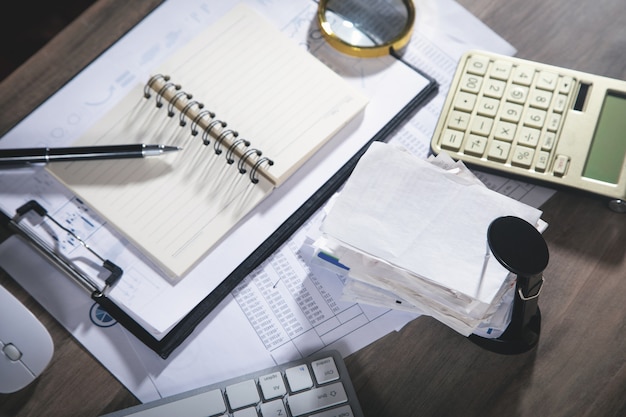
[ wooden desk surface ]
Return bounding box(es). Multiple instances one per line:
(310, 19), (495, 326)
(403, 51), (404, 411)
(1, 1), (625, 416)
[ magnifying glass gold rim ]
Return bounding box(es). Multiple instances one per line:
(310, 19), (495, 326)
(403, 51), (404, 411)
(317, 0), (416, 58)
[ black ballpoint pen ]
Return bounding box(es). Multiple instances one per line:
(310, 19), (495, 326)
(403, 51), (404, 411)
(0, 144), (182, 166)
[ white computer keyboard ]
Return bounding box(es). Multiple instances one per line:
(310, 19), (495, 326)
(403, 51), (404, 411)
(101, 350), (364, 417)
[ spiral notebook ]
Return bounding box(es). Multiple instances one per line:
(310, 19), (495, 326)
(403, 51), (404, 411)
(47, 5), (368, 279)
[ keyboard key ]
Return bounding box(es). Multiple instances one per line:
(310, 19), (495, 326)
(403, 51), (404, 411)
(312, 357), (340, 384)
(310, 405), (356, 417)
(288, 382), (348, 416)
(233, 407), (258, 417)
(116, 389), (226, 417)
(260, 399), (288, 417)
(259, 372), (287, 400)
(285, 365), (313, 392)
(101, 350), (363, 417)
(226, 380), (260, 410)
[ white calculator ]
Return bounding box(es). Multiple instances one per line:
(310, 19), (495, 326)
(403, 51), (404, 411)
(431, 50), (626, 209)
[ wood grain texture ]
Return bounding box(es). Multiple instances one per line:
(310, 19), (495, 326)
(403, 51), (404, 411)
(0, 0), (164, 137)
(1, 0), (625, 416)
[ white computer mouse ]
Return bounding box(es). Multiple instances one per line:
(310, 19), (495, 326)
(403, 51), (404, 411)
(0, 284), (54, 393)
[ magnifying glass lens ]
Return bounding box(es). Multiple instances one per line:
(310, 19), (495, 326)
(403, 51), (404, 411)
(318, 0), (415, 57)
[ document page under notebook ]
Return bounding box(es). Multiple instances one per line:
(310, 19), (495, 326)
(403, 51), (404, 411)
(47, 5), (368, 279)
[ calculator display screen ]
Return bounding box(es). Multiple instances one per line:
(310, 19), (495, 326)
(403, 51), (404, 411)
(582, 92), (626, 184)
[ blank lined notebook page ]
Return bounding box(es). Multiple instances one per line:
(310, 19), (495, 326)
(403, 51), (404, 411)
(48, 4), (368, 279)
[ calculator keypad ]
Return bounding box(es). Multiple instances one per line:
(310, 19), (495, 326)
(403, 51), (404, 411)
(440, 53), (576, 176)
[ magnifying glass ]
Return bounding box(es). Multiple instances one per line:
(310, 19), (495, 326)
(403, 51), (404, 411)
(317, 0), (416, 58)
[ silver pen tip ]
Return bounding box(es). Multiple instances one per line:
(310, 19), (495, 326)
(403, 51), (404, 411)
(161, 145), (182, 153)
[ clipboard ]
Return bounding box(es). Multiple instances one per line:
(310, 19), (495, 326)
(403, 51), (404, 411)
(0, 63), (436, 359)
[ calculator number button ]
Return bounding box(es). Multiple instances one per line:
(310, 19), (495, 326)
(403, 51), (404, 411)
(460, 74), (483, 94)
(524, 108), (546, 129)
(506, 85), (529, 104)
(490, 60), (512, 80)
(476, 97), (500, 117)
(536, 71), (558, 91)
(501, 102), (524, 123)
(466, 55), (490, 75)
(483, 79), (506, 99)
(512, 65), (535, 86)
(529, 89), (553, 109)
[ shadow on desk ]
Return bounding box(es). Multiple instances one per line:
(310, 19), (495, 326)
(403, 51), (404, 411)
(541, 193), (626, 265)
(346, 317), (539, 416)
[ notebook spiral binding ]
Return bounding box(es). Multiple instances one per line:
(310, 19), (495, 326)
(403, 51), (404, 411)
(143, 74), (274, 184)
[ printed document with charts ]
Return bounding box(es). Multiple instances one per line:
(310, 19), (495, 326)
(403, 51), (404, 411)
(47, 4), (368, 279)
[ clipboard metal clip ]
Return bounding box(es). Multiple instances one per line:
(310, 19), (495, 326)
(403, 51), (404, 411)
(8, 200), (123, 297)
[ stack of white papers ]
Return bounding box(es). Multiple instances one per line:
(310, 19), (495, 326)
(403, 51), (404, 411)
(310, 142), (546, 337)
